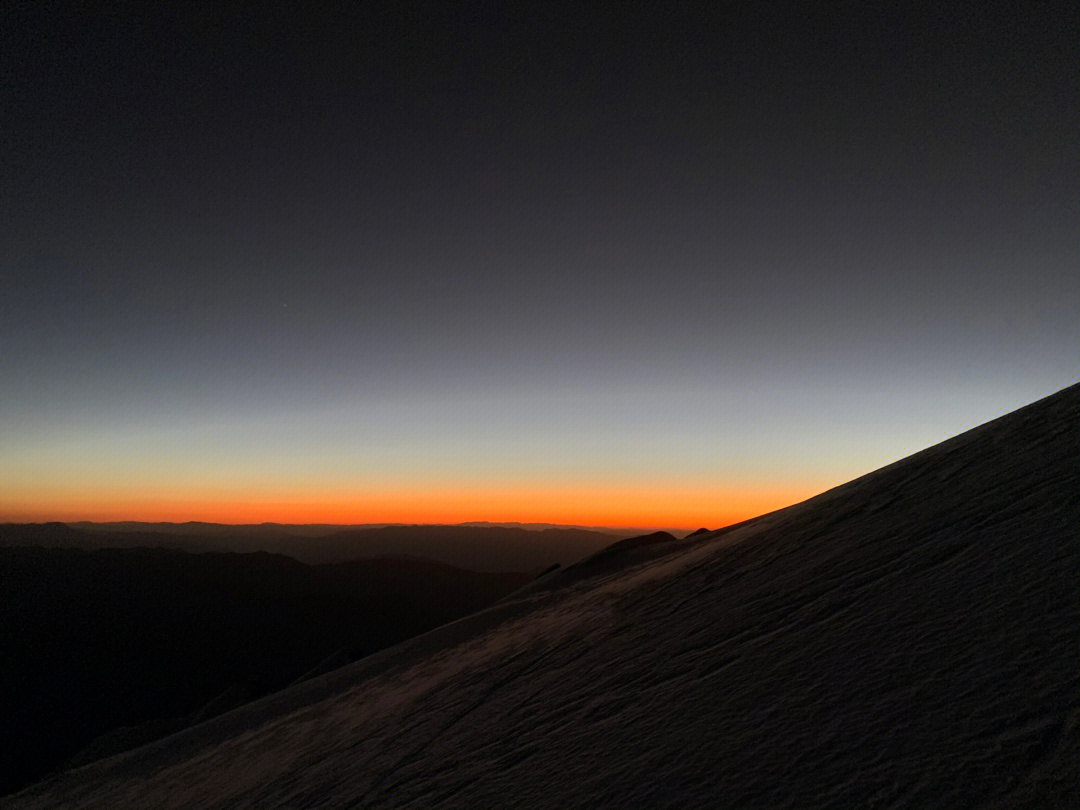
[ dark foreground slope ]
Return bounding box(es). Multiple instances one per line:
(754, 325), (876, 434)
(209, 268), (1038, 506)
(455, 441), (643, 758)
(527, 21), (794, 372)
(8, 382), (1080, 809)
(0, 551), (529, 797)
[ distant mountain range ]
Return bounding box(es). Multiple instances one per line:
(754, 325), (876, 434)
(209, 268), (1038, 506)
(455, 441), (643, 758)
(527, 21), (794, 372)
(0, 522), (635, 571)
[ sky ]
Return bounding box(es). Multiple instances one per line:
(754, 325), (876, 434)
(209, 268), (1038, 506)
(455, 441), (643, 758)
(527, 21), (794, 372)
(2, 5), (1078, 527)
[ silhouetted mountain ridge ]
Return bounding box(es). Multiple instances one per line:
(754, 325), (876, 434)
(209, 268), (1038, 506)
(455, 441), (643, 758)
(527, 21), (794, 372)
(0, 523), (622, 571)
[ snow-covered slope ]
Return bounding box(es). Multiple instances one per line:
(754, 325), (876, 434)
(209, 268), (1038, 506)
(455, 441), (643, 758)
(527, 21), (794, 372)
(8, 382), (1080, 809)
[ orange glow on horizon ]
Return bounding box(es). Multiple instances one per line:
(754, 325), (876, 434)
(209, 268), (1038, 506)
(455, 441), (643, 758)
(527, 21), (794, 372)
(1, 480), (827, 529)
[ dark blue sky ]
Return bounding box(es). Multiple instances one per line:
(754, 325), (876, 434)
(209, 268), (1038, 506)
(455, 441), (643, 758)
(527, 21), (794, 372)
(3, 4), (1078, 524)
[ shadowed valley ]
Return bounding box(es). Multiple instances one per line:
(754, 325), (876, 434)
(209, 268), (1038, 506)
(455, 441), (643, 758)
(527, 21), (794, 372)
(0, 545), (536, 796)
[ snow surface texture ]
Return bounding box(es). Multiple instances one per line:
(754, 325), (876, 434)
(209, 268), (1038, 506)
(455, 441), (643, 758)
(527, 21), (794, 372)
(8, 382), (1080, 809)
